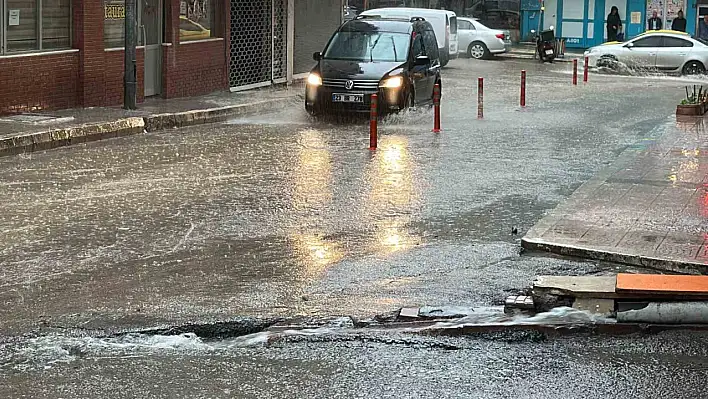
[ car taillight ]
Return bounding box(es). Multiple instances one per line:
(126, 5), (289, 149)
(496, 33), (505, 39)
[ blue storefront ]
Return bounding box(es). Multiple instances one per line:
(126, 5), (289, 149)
(521, 0), (700, 48)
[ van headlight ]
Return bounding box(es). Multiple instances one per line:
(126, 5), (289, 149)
(307, 73), (322, 86)
(380, 76), (403, 88)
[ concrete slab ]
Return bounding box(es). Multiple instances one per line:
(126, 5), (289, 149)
(522, 115), (708, 274)
(533, 275), (617, 298)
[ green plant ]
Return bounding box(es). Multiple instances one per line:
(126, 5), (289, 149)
(682, 85), (708, 105)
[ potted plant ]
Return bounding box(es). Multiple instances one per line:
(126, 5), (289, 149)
(677, 85), (708, 116)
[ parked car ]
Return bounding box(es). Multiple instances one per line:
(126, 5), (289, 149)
(305, 16), (442, 116)
(359, 8), (458, 66)
(457, 17), (511, 59)
(584, 30), (708, 75)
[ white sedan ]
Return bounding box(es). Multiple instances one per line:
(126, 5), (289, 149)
(584, 30), (708, 75)
(457, 17), (512, 59)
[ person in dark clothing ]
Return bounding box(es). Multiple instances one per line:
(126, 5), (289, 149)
(606, 6), (622, 41)
(672, 10), (687, 32)
(648, 10), (662, 30)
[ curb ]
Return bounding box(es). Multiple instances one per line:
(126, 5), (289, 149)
(0, 96), (296, 157)
(521, 237), (708, 275)
(143, 97), (294, 132)
(0, 117), (145, 157)
(497, 52), (578, 63)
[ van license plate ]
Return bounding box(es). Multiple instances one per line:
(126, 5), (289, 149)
(332, 93), (363, 103)
(545, 49), (554, 55)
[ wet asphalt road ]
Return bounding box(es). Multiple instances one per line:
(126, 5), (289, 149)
(2, 329), (708, 398)
(2, 57), (708, 397)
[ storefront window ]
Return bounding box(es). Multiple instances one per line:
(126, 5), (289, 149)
(104, 0), (126, 48)
(43, 0), (71, 49)
(179, 0), (217, 42)
(1, 0), (71, 54)
(6, 1), (39, 52)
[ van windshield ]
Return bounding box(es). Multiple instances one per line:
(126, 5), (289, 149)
(324, 31), (410, 62)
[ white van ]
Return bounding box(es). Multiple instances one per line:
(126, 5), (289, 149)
(359, 8), (458, 66)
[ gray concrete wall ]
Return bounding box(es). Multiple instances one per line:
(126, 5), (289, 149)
(294, 0), (343, 74)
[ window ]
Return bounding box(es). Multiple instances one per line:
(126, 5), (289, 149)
(103, 0), (125, 48)
(449, 16), (457, 34)
(324, 31), (411, 62)
(179, 0), (216, 42)
(632, 36), (663, 47)
(423, 29), (439, 59)
(412, 33), (424, 57)
(1, 0), (71, 54)
(458, 20), (473, 30)
(663, 37), (693, 47)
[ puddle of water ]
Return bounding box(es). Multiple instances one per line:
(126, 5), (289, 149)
(1, 308), (612, 371)
(422, 306), (614, 331)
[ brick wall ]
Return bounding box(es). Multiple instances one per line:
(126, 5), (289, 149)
(0, 52), (79, 114)
(103, 49), (146, 106)
(164, 41), (227, 98)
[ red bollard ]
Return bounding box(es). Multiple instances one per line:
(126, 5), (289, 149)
(573, 59), (578, 85)
(520, 70), (526, 107)
(584, 56), (589, 83)
(477, 77), (484, 119)
(370, 93), (378, 150)
(432, 83), (441, 133)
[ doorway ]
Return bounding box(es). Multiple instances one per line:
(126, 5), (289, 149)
(141, 0), (163, 97)
(698, 6), (708, 37)
(646, 0), (686, 31)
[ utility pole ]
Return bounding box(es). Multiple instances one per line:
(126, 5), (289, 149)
(124, 0), (137, 110)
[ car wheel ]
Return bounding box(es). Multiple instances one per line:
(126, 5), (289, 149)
(597, 55), (619, 69)
(683, 61), (706, 75)
(468, 42), (489, 60)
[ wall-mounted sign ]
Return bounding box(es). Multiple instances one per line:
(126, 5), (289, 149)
(180, 1), (187, 14)
(631, 12), (641, 24)
(105, 4), (126, 20)
(8, 9), (20, 26)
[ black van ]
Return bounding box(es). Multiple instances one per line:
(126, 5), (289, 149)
(305, 16), (442, 116)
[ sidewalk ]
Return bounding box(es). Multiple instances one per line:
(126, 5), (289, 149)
(522, 115), (708, 274)
(0, 84), (303, 156)
(497, 44), (585, 63)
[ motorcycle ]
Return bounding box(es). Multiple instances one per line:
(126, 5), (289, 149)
(531, 26), (556, 63)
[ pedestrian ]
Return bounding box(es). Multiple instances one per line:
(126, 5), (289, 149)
(700, 15), (708, 39)
(606, 6), (622, 42)
(672, 10), (687, 32)
(648, 10), (662, 30)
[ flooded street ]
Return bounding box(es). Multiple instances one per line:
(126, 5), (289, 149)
(2, 57), (708, 397)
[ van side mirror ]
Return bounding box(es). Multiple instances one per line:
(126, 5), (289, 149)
(313, 52), (322, 61)
(415, 55), (430, 65)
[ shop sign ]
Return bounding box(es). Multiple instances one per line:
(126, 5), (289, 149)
(631, 12), (641, 24)
(8, 9), (20, 26)
(105, 4), (126, 20)
(566, 38), (581, 44)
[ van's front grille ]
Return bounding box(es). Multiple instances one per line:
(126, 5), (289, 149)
(322, 78), (380, 90)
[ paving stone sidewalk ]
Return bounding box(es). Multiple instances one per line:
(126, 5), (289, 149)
(0, 84), (302, 156)
(523, 115), (708, 274)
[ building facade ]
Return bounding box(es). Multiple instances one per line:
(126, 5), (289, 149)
(521, 0), (703, 48)
(0, 0), (342, 115)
